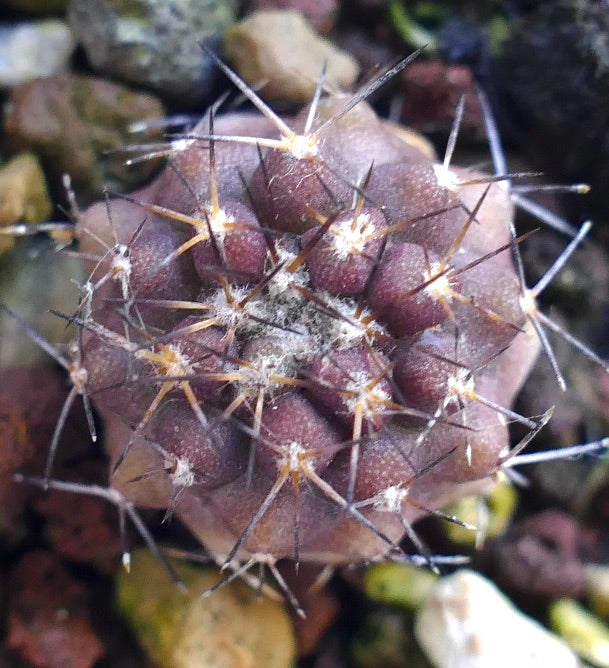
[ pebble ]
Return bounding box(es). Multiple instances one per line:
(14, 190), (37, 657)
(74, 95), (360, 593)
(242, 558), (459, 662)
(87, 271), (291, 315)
(586, 564), (609, 618)
(550, 598), (609, 667)
(118, 548), (296, 668)
(68, 0), (237, 105)
(488, 510), (587, 600)
(223, 10), (360, 103)
(415, 569), (581, 668)
(3, 73), (165, 202)
(0, 20), (75, 88)
(363, 562), (437, 610)
(7, 550), (104, 668)
(401, 61), (484, 138)
(352, 608), (429, 668)
(0, 152), (52, 255)
(35, 480), (123, 574)
(0, 368), (65, 539)
(247, 0), (339, 33)
(442, 482), (517, 548)
(0, 236), (85, 366)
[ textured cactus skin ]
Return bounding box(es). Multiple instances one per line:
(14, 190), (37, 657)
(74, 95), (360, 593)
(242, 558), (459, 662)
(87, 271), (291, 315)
(76, 95), (540, 566)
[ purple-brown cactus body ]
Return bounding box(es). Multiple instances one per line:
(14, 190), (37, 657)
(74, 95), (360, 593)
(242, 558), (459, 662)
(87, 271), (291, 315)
(75, 94), (540, 566)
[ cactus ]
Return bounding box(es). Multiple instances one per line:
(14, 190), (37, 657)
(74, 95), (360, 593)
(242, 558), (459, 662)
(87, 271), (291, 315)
(4, 52), (608, 606)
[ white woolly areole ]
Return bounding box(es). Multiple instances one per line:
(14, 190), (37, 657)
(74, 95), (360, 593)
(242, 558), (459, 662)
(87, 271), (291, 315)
(329, 213), (375, 260)
(318, 295), (387, 349)
(194, 204), (236, 244)
(519, 290), (537, 316)
(279, 441), (314, 474)
(373, 485), (407, 513)
(343, 370), (391, 419)
(170, 137), (196, 153)
(433, 163), (462, 193)
(266, 245), (310, 299)
(111, 244), (132, 279)
(169, 456), (196, 488)
(284, 133), (319, 160)
(209, 285), (259, 332)
(236, 345), (300, 396)
(423, 261), (454, 301)
(68, 364), (88, 391)
(446, 368), (476, 404)
(164, 344), (195, 377)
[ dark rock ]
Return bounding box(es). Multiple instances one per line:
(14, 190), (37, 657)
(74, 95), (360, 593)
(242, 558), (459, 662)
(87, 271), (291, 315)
(488, 510), (591, 600)
(0, 0), (68, 13)
(499, 1), (609, 219)
(0, 368), (71, 539)
(400, 61), (484, 138)
(35, 479), (123, 573)
(6, 550), (104, 668)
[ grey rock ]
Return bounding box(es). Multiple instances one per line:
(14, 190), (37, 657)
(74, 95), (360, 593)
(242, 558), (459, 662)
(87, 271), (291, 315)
(67, 0), (237, 104)
(0, 20), (75, 88)
(0, 239), (85, 367)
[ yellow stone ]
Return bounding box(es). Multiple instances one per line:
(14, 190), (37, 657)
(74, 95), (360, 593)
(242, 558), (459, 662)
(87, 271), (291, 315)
(117, 549), (296, 668)
(0, 152), (52, 254)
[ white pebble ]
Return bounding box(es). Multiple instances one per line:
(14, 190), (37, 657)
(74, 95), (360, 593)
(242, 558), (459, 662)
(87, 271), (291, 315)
(0, 20), (75, 87)
(415, 569), (581, 668)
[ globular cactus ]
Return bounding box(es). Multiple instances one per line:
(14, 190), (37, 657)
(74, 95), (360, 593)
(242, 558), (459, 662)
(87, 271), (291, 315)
(69, 54), (548, 574)
(12, 53), (606, 596)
